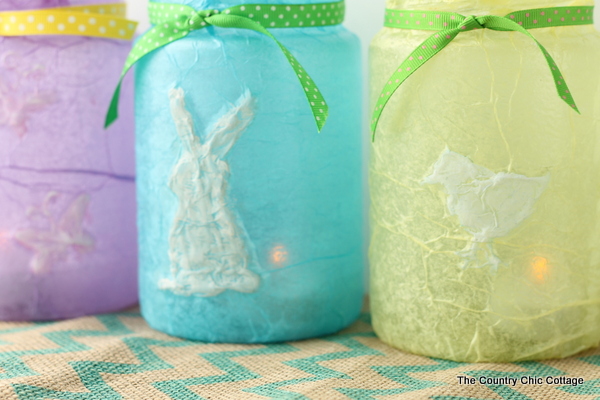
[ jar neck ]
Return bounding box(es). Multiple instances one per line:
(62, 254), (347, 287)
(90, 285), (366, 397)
(0, 0), (123, 12)
(150, 0), (336, 10)
(385, 0), (594, 15)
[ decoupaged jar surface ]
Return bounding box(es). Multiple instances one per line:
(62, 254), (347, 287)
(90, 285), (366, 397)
(136, 0), (364, 342)
(370, 0), (600, 362)
(0, 0), (137, 321)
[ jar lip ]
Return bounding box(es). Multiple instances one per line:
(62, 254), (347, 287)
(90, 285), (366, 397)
(149, 0), (340, 9)
(0, 0), (124, 12)
(384, 0), (594, 15)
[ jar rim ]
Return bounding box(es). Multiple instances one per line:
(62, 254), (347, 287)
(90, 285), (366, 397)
(385, 0), (594, 16)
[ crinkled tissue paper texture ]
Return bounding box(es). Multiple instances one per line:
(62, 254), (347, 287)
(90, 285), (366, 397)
(369, 0), (600, 362)
(135, 0), (365, 343)
(0, 0), (138, 321)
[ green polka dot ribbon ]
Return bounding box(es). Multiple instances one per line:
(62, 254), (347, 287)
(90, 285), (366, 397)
(371, 6), (595, 138)
(105, 1), (346, 132)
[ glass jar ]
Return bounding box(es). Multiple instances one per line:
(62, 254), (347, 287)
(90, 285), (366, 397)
(370, 0), (600, 362)
(136, 0), (364, 342)
(0, 0), (138, 321)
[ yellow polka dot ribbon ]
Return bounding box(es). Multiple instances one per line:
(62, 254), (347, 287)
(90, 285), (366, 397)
(105, 1), (346, 132)
(0, 3), (137, 39)
(371, 6), (595, 138)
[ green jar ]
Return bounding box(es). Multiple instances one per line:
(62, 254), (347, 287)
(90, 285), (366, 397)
(369, 0), (600, 362)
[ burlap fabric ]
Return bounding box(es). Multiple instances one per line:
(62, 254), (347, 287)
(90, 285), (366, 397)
(0, 307), (599, 399)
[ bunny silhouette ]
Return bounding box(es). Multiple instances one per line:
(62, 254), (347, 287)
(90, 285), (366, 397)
(159, 88), (260, 297)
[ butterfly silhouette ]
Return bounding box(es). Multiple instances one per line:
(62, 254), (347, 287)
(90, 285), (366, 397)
(0, 52), (55, 137)
(14, 192), (95, 273)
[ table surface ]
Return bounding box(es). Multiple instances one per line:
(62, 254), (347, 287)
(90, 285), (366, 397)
(0, 307), (599, 400)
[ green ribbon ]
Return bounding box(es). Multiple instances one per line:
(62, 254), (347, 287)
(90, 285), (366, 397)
(371, 6), (595, 137)
(105, 1), (346, 132)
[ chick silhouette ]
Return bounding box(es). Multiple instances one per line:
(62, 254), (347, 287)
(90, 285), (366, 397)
(423, 150), (550, 271)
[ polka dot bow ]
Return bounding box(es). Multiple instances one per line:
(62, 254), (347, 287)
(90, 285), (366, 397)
(105, 1), (347, 132)
(371, 6), (595, 138)
(0, 3), (136, 39)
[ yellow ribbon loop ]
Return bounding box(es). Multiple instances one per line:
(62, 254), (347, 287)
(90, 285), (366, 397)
(0, 3), (137, 40)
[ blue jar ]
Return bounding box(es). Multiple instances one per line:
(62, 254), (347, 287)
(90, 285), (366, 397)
(135, 0), (364, 342)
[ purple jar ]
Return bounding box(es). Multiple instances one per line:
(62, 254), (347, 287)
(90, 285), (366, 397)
(0, 0), (137, 321)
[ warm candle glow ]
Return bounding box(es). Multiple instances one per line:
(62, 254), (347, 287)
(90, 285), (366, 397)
(531, 257), (549, 284)
(271, 245), (288, 266)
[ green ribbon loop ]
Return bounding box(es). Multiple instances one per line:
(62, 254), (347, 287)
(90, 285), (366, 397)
(371, 6), (594, 137)
(105, 1), (346, 132)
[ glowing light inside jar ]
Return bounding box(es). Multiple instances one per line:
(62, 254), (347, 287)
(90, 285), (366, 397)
(531, 256), (550, 283)
(270, 245), (288, 266)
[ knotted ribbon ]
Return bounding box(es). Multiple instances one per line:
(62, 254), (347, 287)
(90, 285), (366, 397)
(371, 6), (595, 137)
(0, 3), (136, 39)
(105, 1), (347, 132)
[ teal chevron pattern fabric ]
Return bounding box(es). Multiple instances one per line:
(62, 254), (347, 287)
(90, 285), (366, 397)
(1, 308), (599, 399)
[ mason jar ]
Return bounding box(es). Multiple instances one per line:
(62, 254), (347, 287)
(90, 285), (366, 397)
(135, 0), (364, 342)
(370, 0), (600, 362)
(0, 0), (138, 320)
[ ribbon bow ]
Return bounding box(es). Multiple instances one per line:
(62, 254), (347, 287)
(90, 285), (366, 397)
(106, 1), (347, 132)
(371, 6), (595, 137)
(187, 9), (220, 28)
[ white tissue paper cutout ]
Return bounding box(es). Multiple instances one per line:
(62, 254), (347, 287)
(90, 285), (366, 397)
(14, 192), (95, 273)
(423, 150), (550, 271)
(159, 88), (261, 297)
(0, 52), (54, 137)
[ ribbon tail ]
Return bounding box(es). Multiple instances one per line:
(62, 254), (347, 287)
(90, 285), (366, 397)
(209, 14), (329, 132)
(533, 41), (580, 114)
(481, 16), (580, 113)
(105, 80), (122, 128)
(370, 28), (460, 139)
(104, 24), (190, 129)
